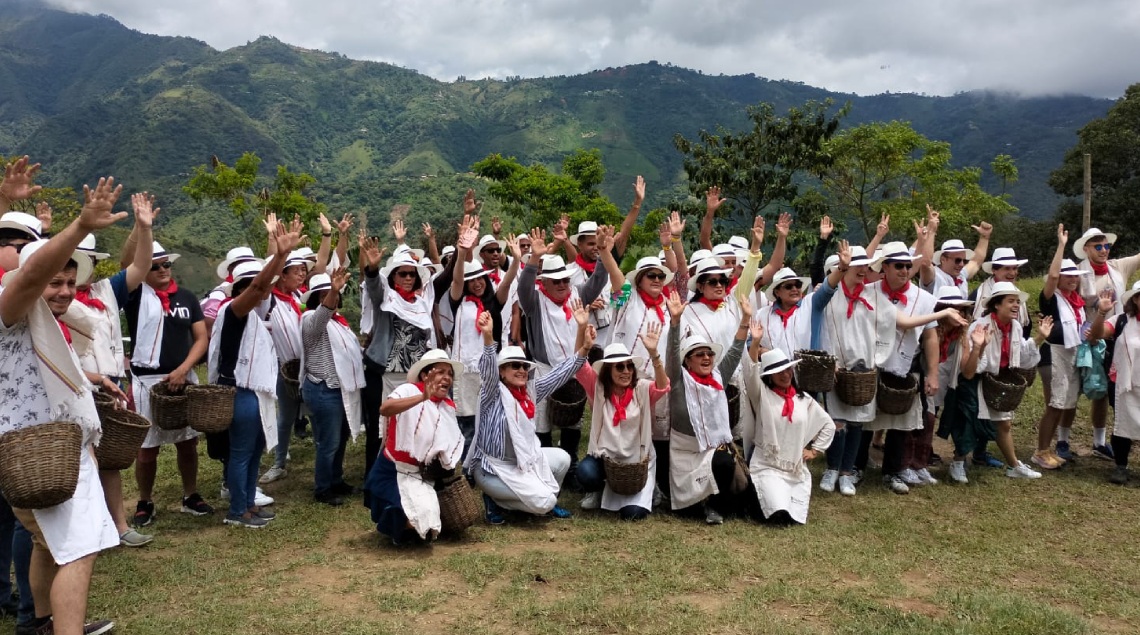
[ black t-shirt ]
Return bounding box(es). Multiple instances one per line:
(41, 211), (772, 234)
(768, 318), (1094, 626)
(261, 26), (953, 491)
(126, 284), (205, 375)
(216, 306), (247, 380)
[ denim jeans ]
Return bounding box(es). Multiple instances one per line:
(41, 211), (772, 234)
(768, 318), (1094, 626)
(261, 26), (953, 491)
(575, 455), (606, 493)
(0, 494), (14, 605)
(273, 370), (302, 469)
(227, 388), (265, 517)
(303, 379), (348, 496)
(825, 421), (864, 473)
(457, 415), (475, 464)
(474, 448), (570, 512)
(13, 520), (32, 625)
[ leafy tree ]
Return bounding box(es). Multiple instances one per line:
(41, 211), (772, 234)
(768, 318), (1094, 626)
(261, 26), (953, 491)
(182, 152), (327, 256)
(991, 154), (1019, 198)
(673, 99), (848, 232)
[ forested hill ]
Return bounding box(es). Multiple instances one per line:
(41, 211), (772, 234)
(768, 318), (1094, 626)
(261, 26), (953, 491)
(0, 1), (1114, 290)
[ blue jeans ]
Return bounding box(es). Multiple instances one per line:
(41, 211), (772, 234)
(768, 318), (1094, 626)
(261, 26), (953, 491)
(576, 455), (606, 493)
(273, 370), (302, 469)
(825, 421), (863, 474)
(457, 415), (475, 464)
(227, 388), (265, 517)
(302, 379), (347, 496)
(13, 521), (31, 624)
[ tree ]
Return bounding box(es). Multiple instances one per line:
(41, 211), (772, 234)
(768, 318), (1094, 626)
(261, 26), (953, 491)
(1049, 83), (1140, 254)
(991, 154), (1019, 198)
(183, 152), (327, 256)
(673, 99), (848, 232)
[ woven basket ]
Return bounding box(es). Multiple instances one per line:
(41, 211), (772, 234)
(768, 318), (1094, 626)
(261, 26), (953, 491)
(149, 381), (188, 431)
(0, 422), (83, 509)
(1013, 366), (1037, 388)
(835, 368), (878, 407)
(876, 372), (918, 416)
(95, 407), (151, 471)
(982, 369), (1028, 413)
(281, 359), (301, 400)
(186, 385), (236, 434)
(795, 350), (837, 393)
(437, 476), (481, 534)
(725, 383), (741, 426)
(549, 380), (587, 428)
(604, 453), (650, 495)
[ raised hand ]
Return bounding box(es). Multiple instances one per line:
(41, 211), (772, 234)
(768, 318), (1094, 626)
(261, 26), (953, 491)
(658, 222), (671, 247)
(491, 216), (503, 237)
(1038, 316), (1055, 339)
(776, 212), (792, 238)
(463, 189), (478, 215)
(457, 215), (479, 250)
(749, 318), (764, 342)
(973, 221), (993, 239)
(1056, 223), (1068, 245)
(318, 212), (332, 235)
(838, 239), (852, 269)
(35, 201), (53, 234)
(330, 266), (350, 292)
(0, 156), (43, 204)
(876, 213), (891, 238)
(588, 297), (606, 311)
(263, 212), (279, 236)
(337, 213), (354, 234)
(1097, 288), (1115, 314)
(359, 235), (386, 269)
(528, 228), (549, 258)
(640, 321), (662, 353)
(668, 210), (685, 237)
(739, 295), (754, 324)
(633, 175), (646, 203)
(551, 215), (569, 244)
(597, 225), (615, 252)
(751, 215), (766, 248)
(78, 177), (126, 231)
(665, 292), (685, 323)
(570, 298), (589, 326)
(392, 219), (407, 243)
(477, 310), (493, 336)
(506, 233), (522, 260)
(820, 215), (834, 240)
(581, 324), (597, 351)
(275, 215), (305, 254)
(130, 192), (157, 229)
(970, 324), (989, 349)
(705, 186), (725, 214)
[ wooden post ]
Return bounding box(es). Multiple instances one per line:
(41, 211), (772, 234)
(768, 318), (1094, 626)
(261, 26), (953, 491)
(1083, 153), (1092, 232)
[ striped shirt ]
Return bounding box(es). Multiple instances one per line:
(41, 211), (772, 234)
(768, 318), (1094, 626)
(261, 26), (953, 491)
(470, 343), (585, 475)
(302, 306), (341, 388)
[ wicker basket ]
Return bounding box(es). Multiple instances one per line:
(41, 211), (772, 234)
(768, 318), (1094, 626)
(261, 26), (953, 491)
(795, 350), (837, 393)
(1013, 366), (1037, 388)
(549, 380), (587, 428)
(186, 385), (236, 434)
(280, 359), (301, 400)
(437, 476), (481, 533)
(835, 368), (878, 407)
(876, 372), (918, 416)
(982, 369), (1029, 413)
(0, 422), (83, 509)
(604, 453), (650, 495)
(95, 407), (151, 471)
(150, 381), (188, 430)
(725, 383), (741, 426)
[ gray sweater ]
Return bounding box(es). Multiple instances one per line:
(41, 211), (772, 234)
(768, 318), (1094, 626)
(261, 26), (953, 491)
(516, 260), (609, 366)
(666, 323), (745, 438)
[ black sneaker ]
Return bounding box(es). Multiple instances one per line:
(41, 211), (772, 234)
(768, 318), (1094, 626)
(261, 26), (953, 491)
(315, 491), (345, 506)
(331, 481), (356, 496)
(85, 620), (115, 635)
(180, 493), (214, 516)
(132, 500), (155, 527)
(14, 618), (113, 635)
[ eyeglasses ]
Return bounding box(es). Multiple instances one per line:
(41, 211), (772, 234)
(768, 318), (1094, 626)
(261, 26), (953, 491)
(643, 272), (667, 281)
(481, 247), (502, 254)
(394, 270), (417, 278)
(1093, 243), (1113, 252)
(0, 241), (30, 253)
(701, 277), (730, 287)
(611, 362), (635, 372)
(687, 350), (715, 359)
(546, 278), (570, 286)
(889, 262), (913, 271)
(503, 362), (528, 371)
(951, 258), (968, 265)
(149, 261), (173, 271)
(777, 281), (803, 292)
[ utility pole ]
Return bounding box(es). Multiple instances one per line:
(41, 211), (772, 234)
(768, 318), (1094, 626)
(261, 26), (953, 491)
(1083, 153), (1092, 232)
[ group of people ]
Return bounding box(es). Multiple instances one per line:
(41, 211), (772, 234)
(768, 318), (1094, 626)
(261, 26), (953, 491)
(1, 156), (1137, 633)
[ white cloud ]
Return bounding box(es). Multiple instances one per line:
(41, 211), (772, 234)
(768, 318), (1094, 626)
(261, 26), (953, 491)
(46, 0), (1140, 97)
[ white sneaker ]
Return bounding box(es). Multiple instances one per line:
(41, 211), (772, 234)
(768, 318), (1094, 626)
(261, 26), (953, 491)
(916, 468), (939, 485)
(884, 475), (910, 495)
(255, 488), (275, 506)
(580, 492), (600, 510)
(219, 485), (230, 501)
(259, 466), (287, 484)
(1006, 461), (1042, 479)
(899, 468), (923, 486)
(838, 475), (857, 496)
(819, 469), (839, 492)
(949, 460), (968, 484)
(704, 504), (724, 525)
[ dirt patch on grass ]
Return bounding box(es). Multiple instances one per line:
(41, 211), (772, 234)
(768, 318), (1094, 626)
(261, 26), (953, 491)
(292, 563), (373, 613)
(670, 591), (730, 613)
(889, 569), (948, 619)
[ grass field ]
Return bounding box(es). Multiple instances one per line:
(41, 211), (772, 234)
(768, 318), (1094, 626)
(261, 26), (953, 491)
(84, 278), (1140, 635)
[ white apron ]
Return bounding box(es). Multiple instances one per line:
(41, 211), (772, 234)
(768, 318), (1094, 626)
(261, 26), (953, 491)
(486, 384), (561, 514)
(587, 379), (655, 512)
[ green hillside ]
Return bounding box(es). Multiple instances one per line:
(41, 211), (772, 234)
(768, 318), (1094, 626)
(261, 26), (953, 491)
(0, 1), (1114, 293)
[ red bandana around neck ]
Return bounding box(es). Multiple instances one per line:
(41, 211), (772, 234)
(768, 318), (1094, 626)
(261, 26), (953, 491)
(508, 384), (536, 418)
(394, 286), (418, 304)
(225, 273), (234, 283)
(1091, 262), (1109, 276)
(697, 295), (725, 312)
(938, 327), (962, 363)
(883, 281), (910, 306)
(994, 316), (1013, 368)
(610, 387), (634, 426)
(574, 253), (597, 275)
(1061, 289), (1086, 326)
(638, 288), (665, 322)
(75, 288), (106, 312)
(773, 303), (798, 327)
(414, 381), (455, 407)
(154, 279), (179, 314)
(331, 312), (350, 329)
(686, 369), (723, 390)
(465, 294), (486, 327)
(485, 267), (501, 285)
(538, 282), (572, 320)
(841, 280), (873, 318)
(726, 276), (739, 292)
(57, 319), (73, 347)
(272, 287), (301, 318)
(773, 385), (796, 421)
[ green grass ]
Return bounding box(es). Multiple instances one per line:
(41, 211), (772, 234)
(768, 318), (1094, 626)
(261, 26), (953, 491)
(88, 274), (1140, 634)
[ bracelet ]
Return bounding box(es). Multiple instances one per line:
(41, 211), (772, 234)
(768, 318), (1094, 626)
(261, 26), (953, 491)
(322, 232), (332, 237)
(671, 236), (681, 243)
(662, 244), (672, 252)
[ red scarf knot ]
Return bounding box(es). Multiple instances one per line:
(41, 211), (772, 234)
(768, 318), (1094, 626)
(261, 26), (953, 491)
(574, 253), (597, 275)
(883, 281), (910, 306)
(773, 385), (796, 421)
(841, 280), (873, 318)
(331, 312), (350, 329)
(508, 385), (536, 418)
(225, 273), (234, 283)
(686, 369), (723, 390)
(465, 294), (486, 327)
(414, 381), (455, 407)
(538, 282), (572, 321)
(773, 304), (798, 327)
(154, 279), (179, 314)
(638, 289), (665, 322)
(610, 387), (634, 426)
(955, 277), (964, 286)
(272, 287), (301, 319)
(1061, 289), (1086, 327)
(697, 295), (725, 312)
(1092, 262), (1109, 276)
(75, 289), (106, 312)
(395, 286), (419, 304)
(485, 267), (501, 285)
(57, 319), (73, 347)
(939, 327), (961, 363)
(994, 317), (1013, 369)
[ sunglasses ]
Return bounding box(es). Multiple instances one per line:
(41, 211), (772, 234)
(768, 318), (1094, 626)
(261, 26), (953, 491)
(149, 261), (173, 271)
(777, 281), (803, 292)
(0, 241), (30, 253)
(888, 262), (913, 271)
(1093, 243), (1113, 252)
(643, 272), (667, 281)
(481, 247), (502, 254)
(546, 278), (570, 286)
(951, 258), (968, 265)
(394, 270), (418, 278)
(687, 350), (715, 359)
(503, 361), (529, 371)
(610, 361), (635, 372)
(701, 277), (730, 287)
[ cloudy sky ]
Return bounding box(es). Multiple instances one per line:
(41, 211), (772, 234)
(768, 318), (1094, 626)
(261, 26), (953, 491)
(47, 0), (1140, 97)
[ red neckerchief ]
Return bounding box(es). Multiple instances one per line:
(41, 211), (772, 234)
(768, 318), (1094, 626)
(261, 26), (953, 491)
(331, 312), (350, 329)
(538, 282), (572, 320)
(638, 288), (665, 322)
(1061, 289), (1086, 327)
(727, 276), (739, 292)
(57, 319), (73, 348)
(697, 295), (725, 311)
(939, 327), (962, 363)
(272, 287), (301, 318)
(773, 385), (796, 421)
(883, 281), (910, 306)
(154, 279), (179, 314)
(394, 286), (418, 303)
(841, 279), (873, 318)
(774, 303), (798, 327)
(575, 253), (597, 275)
(994, 316), (1013, 368)
(225, 273), (234, 283)
(74, 288), (106, 312)
(955, 277), (964, 286)
(610, 387), (634, 426)
(1092, 262), (1109, 276)
(485, 267), (501, 285)
(508, 385), (536, 418)
(464, 294), (486, 327)
(686, 369), (723, 390)
(414, 381), (455, 407)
